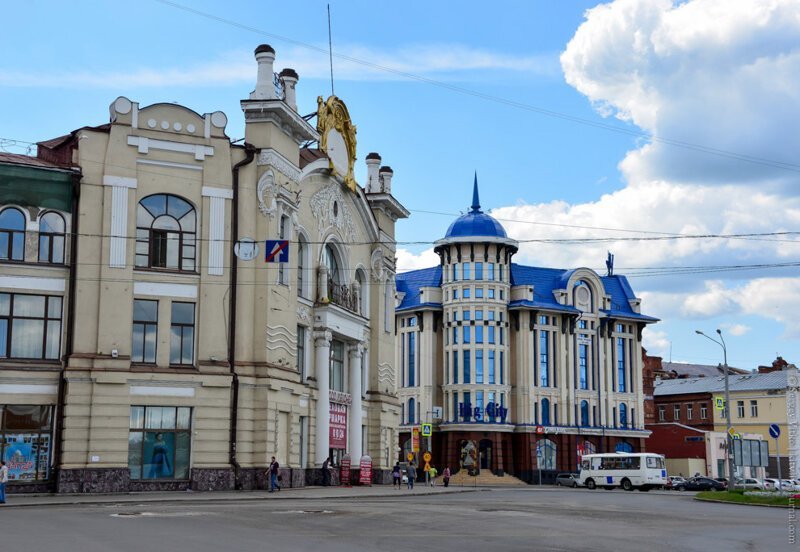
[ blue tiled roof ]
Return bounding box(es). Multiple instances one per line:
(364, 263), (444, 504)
(396, 263), (656, 321)
(444, 211), (508, 239)
(396, 266), (442, 311)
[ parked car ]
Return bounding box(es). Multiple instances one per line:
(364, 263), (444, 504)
(763, 478), (779, 491)
(713, 478), (729, 490)
(779, 479), (800, 492)
(675, 477), (726, 491)
(666, 476), (686, 490)
(555, 473), (582, 488)
(736, 478), (765, 490)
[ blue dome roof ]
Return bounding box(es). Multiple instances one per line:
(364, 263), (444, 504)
(443, 174), (508, 239)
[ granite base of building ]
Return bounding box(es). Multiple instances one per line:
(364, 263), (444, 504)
(57, 468), (131, 493)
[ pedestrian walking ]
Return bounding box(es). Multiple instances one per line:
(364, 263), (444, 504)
(322, 457), (331, 487)
(268, 456), (281, 493)
(0, 460), (8, 504)
(442, 466), (451, 488)
(407, 463), (417, 490)
(429, 466), (438, 487)
(392, 462), (402, 489)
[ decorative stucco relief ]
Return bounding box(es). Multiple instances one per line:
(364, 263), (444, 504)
(370, 248), (385, 282)
(257, 150), (301, 182)
(377, 362), (395, 390)
(309, 182), (357, 243)
(266, 325), (296, 366)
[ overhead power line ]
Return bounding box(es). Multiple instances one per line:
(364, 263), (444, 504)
(152, 0), (800, 174)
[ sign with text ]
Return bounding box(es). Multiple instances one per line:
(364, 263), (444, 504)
(340, 454), (352, 487)
(458, 402), (508, 424)
(264, 240), (289, 263)
(359, 455), (372, 486)
(329, 402), (348, 449)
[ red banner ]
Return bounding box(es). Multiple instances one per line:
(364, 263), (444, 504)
(329, 402), (347, 449)
(359, 455), (372, 486)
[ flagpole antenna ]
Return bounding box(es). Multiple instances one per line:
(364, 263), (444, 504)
(327, 4), (335, 96)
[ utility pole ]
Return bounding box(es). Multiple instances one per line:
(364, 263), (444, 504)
(696, 329), (736, 491)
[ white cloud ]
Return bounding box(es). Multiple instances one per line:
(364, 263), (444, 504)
(642, 328), (670, 357)
(721, 323), (751, 337)
(396, 248), (439, 274)
(0, 44), (558, 89)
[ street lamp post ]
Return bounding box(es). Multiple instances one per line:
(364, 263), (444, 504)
(695, 329), (736, 491)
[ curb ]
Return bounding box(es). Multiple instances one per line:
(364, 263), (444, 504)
(0, 487), (484, 509)
(694, 496), (791, 509)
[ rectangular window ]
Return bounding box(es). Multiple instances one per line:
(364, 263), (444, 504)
(463, 309), (471, 321)
(700, 404), (708, 419)
(476, 350), (484, 384)
(445, 351), (450, 384)
(408, 333), (416, 387)
(489, 351), (495, 384)
(659, 405), (666, 421)
(0, 293), (62, 360)
(617, 337), (626, 392)
(686, 404), (693, 420)
(463, 262), (471, 280)
(331, 340), (345, 391)
(488, 326), (495, 344)
(453, 326), (459, 344)
(475, 326), (484, 344)
(488, 263), (495, 281)
(463, 350), (471, 384)
(169, 302), (195, 365)
(540, 330), (549, 387)
(452, 392), (458, 423)
(750, 400), (758, 417)
(0, 404), (54, 482)
(737, 400), (745, 418)
(453, 263), (459, 281)
(475, 262), (483, 280)
(579, 343), (588, 390)
(499, 290), (504, 300)
(463, 288), (471, 299)
(673, 404), (681, 421)
(297, 326), (306, 376)
(500, 327), (504, 345)
(453, 351), (459, 384)
(463, 326), (471, 344)
(132, 299), (158, 363)
(128, 405), (192, 480)
(475, 310), (483, 321)
(500, 351), (504, 385)
(476, 391), (484, 421)
(488, 288), (495, 299)
(475, 288), (484, 299)
(453, 288), (459, 299)
(463, 391), (471, 422)
(499, 265), (504, 282)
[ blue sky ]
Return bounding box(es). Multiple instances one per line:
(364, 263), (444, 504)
(2, 0), (799, 370)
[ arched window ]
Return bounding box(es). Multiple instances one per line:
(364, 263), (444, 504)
(619, 403), (628, 429)
(136, 194), (196, 271)
(541, 397), (551, 426)
(356, 268), (368, 317)
(615, 441), (633, 453)
(323, 243), (342, 285)
(408, 398), (416, 425)
(536, 438), (556, 470)
(297, 235), (308, 298)
(573, 280), (594, 313)
(580, 400), (590, 427)
(38, 212), (65, 264)
(0, 207), (26, 261)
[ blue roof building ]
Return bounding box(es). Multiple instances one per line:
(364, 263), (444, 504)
(395, 178), (658, 482)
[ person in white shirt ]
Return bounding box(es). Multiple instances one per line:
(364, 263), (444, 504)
(0, 460), (8, 504)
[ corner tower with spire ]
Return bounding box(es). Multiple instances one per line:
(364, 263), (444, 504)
(395, 176), (658, 483)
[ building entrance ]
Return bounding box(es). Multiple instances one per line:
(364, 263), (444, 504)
(479, 439), (492, 471)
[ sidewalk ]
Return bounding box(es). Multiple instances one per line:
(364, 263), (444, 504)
(0, 484), (483, 508)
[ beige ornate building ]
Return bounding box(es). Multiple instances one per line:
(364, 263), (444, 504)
(0, 44), (406, 492)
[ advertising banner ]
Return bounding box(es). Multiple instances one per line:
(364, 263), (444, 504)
(359, 455), (372, 486)
(341, 454), (352, 487)
(4, 436), (35, 481)
(412, 427), (420, 453)
(329, 403), (348, 449)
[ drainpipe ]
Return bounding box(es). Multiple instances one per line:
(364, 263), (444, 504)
(229, 143), (256, 489)
(53, 169), (81, 492)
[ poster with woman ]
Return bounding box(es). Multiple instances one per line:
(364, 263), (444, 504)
(143, 432), (175, 479)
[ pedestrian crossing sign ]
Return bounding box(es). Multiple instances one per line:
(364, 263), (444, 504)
(715, 397), (725, 410)
(421, 423), (432, 437)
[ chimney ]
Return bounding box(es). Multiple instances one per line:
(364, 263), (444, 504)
(251, 44), (276, 100)
(365, 153), (381, 193)
(379, 165), (393, 194)
(279, 68), (299, 111)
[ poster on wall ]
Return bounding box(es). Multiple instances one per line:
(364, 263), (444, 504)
(3, 434), (36, 481)
(142, 432), (175, 479)
(329, 403), (348, 449)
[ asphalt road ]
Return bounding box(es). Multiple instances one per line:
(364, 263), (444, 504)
(3, 488), (793, 552)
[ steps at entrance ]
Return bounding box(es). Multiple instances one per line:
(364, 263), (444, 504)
(446, 470), (528, 487)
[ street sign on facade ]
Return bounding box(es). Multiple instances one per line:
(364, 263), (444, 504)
(264, 239), (289, 262)
(421, 423), (432, 437)
(715, 397), (726, 410)
(431, 406), (443, 420)
(769, 423), (781, 439)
